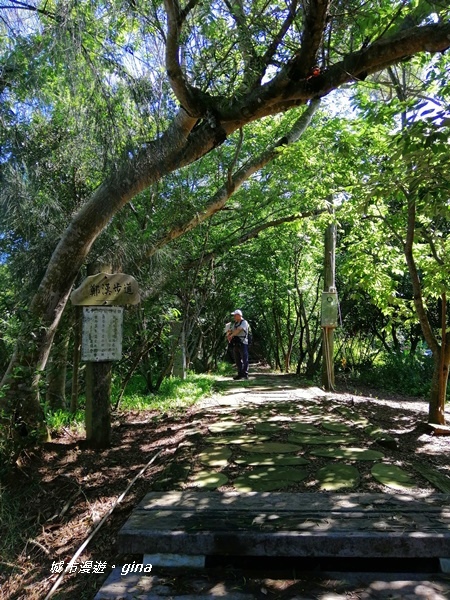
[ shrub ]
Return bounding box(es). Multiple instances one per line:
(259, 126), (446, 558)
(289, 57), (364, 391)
(357, 350), (435, 398)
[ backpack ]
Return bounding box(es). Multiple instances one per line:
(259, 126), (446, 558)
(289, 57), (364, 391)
(231, 319), (252, 345)
(246, 322), (253, 346)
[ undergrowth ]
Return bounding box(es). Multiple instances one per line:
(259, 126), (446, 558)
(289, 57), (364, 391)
(114, 372), (216, 412)
(1, 371), (217, 579)
(346, 351), (437, 398)
(44, 372), (217, 433)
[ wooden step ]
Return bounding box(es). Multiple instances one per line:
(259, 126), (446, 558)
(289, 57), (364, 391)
(118, 491), (450, 559)
(94, 568), (450, 600)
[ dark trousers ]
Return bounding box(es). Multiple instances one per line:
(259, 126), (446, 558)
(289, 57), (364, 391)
(233, 342), (249, 377)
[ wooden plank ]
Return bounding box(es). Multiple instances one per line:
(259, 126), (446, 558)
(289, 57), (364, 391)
(95, 568), (450, 600)
(94, 567), (256, 600)
(118, 492), (450, 559)
(119, 527), (450, 558)
(426, 423), (450, 436)
(124, 508), (450, 531)
(131, 507), (450, 523)
(135, 491), (450, 513)
(143, 553), (205, 568)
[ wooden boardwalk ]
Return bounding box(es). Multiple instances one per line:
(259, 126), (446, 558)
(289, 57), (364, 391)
(118, 490), (450, 560)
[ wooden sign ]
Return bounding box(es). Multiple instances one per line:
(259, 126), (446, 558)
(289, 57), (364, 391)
(71, 272), (140, 306)
(321, 291), (338, 327)
(81, 307), (123, 362)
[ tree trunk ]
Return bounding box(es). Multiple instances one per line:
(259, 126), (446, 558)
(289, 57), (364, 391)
(70, 307), (82, 414)
(429, 296), (450, 424)
(46, 326), (70, 410)
(404, 198), (448, 424)
(1, 336), (50, 444)
(273, 312), (284, 371)
(429, 352), (449, 425)
(114, 340), (151, 411)
(0, 110), (198, 438)
(322, 218), (336, 391)
(284, 313), (300, 374)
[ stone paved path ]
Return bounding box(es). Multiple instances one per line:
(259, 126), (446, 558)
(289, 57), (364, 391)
(95, 370), (450, 600)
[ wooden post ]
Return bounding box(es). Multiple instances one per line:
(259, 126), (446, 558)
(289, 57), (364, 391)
(85, 360), (112, 448)
(322, 220), (337, 391)
(171, 321), (187, 379)
(85, 262), (112, 448)
(70, 266), (140, 448)
(70, 306), (81, 414)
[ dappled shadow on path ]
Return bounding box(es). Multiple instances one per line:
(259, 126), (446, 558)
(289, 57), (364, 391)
(3, 370), (450, 599)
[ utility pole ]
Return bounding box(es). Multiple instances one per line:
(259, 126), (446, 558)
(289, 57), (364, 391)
(322, 214), (337, 391)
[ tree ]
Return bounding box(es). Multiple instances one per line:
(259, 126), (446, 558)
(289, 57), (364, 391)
(391, 112), (449, 424)
(1, 0), (450, 446)
(340, 54), (450, 423)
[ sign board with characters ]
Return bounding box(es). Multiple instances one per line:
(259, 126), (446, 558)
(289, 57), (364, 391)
(70, 272), (140, 306)
(81, 307), (123, 362)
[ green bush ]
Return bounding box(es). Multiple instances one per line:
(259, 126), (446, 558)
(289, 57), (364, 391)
(215, 361), (235, 376)
(357, 351), (435, 398)
(43, 372), (217, 427)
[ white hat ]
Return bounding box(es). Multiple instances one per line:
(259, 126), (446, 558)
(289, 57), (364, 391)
(231, 309), (243, 316)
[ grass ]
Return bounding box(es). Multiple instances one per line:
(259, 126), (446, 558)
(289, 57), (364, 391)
(43, 371), (219, 434)
(45, 408), (85, 433)
(116, 372), (217, 413)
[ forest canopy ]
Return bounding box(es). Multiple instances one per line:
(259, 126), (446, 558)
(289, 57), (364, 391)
(0, 0), (449, 456)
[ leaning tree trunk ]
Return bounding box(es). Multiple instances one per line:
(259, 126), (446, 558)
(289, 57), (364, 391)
(0, 109), (198, 442)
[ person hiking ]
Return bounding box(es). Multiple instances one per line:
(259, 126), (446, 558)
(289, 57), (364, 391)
(226, 309), (249, 380)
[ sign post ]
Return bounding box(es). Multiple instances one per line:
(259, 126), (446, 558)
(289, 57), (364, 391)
(71, 272), (140, 448)
(322, 220), (337, 391)
(170, 320), (187, 379)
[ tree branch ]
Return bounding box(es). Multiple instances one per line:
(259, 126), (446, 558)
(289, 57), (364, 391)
(421, 230), (445, 267)
(184, 208), (327, 271)
(259, 0), (300, 82)
(224, 0), (257, 87)
(142, 99), (320, 260)
(287, 0), (330, 80)
(164, 0), (207, 117)
(216, 21), (450, 124)
(0, 0), (58, 20)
